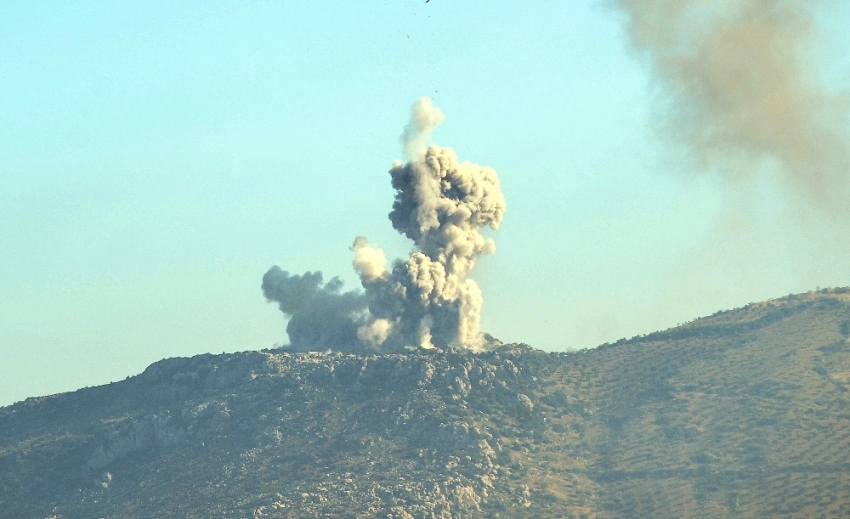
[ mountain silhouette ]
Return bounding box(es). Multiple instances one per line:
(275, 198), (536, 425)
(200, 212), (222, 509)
(3, 288), (850, 518)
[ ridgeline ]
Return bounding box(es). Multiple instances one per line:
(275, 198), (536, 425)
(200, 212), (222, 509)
(3, 289), (850, 518)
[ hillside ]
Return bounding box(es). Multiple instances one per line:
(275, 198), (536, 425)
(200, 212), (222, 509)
(2, 289), (850, 518)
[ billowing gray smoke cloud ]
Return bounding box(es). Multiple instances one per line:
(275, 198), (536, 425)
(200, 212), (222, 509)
(614, 0), (850, 213)
(263, 97), (506, 352)
(261, 267), (369, 352)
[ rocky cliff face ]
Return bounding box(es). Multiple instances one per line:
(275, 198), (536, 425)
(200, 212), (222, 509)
(4, 289), (850, 519)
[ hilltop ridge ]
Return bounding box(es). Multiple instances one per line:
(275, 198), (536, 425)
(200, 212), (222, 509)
(3, 289), (850, 518)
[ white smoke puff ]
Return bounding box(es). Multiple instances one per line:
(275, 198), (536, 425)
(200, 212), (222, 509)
(357, 318), (394, 348)
(351, 236), (388, 282)
(418, 314), (436, 350)
(457, 279), (485, 352)
(615, 0), (850, 214)
(401, 97), (446, 161)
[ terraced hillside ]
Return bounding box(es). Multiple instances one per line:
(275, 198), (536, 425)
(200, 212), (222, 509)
(2, 288), (850, 518)
(539, 288), (850, 518)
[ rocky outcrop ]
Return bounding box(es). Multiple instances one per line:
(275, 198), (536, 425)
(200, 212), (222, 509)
(39, 344), (547, 518)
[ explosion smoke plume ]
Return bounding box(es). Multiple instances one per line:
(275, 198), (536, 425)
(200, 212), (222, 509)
(615, 0), (850, 213)
(262, 98), (506, 352)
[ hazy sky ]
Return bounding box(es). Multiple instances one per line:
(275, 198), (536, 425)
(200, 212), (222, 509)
(3, 1), (850, 407)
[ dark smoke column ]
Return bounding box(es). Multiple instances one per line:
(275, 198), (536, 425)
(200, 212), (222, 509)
(265, 97), (506, 352)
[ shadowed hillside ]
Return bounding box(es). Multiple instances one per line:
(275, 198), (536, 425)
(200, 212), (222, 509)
(3, 288), (850, 518)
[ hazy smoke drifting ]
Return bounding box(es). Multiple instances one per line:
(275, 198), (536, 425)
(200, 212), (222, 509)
(614, 0), (850, 212)
(263, 98), (506, 352)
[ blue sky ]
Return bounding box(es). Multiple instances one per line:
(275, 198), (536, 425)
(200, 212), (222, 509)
(2, 1), (850, 406)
